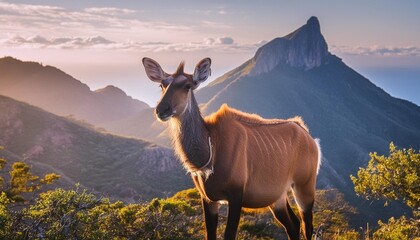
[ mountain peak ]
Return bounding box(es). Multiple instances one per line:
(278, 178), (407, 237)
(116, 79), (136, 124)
(251, 16), (330, 75)
(307, 16), (320, 30)
(95, 85), (127, 96)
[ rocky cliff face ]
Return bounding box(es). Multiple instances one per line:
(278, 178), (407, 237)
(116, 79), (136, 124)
(251, 16), (329, 75)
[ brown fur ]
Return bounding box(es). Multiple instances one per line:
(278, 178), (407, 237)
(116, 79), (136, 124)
(201, 104), (319, 240)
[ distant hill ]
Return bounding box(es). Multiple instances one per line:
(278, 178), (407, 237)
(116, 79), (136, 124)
(0, 95), (191, 202)
(0, 57), (149, 127)
(103, 107), (172, 146)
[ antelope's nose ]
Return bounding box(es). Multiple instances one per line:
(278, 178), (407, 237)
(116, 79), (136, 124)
(155, 103), (173, 121)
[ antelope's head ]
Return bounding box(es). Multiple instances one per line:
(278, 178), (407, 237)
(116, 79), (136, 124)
(142, 57), (211, 122)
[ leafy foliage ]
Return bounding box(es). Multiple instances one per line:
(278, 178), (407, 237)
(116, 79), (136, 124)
(373, 216), (420, 240)
(18, 187), (102, 239)
(9, 144), (420, 239)
(351, 142), (420, 239)
(313, 189), (358, 239)
(1, 186), (202, 239)
(0, 192), (11, 237)
(9, 162), (60, 202)
(0, 147), (60, 203)
(351, 142), (420, 210)
(0, 154), (360, 239)
(0, 185), (364, 239)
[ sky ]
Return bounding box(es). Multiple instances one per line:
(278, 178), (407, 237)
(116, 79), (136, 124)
(1, 0), (419, 106)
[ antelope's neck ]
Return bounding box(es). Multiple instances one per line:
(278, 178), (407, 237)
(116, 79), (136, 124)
(170, 92), (211, 172)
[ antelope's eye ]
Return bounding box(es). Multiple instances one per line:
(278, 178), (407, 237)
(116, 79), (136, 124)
(185, 83), (192, 90)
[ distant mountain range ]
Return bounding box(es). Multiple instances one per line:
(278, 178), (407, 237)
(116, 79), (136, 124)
(0, 95), (191, 202)
(0, 57), (149, 127)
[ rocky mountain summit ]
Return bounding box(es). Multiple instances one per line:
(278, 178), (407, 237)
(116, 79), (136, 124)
(251, 16), (330, 75)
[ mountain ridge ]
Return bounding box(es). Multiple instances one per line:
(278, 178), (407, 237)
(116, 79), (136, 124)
(0, 56), (149, 127)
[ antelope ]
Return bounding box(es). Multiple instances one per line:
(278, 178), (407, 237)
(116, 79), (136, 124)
(142, 57), (321, 240)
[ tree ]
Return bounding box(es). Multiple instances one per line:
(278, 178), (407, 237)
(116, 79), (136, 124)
(351, 142), (419, 211)
(351, 142), (420, 239)
(9, 162), (60, 202)
(0, 146), (60, 202)
(1, 147), (60, 237)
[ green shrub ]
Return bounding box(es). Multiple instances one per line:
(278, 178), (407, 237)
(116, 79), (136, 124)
(373, 216), (419, 240)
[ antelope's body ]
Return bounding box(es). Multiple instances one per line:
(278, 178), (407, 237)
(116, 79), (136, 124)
(199, 106), (319, 208)
(143, 57), (321, 240)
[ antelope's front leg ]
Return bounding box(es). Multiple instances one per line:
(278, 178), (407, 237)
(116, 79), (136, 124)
(202, 198), (219, 240)
(224, 193), (243, 240)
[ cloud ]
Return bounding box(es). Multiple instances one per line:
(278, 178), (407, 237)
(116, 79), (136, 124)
(0, 2), (260, 53)
(204, 37), (234, 45)
(83, 7), (136, 16)
(331, 45), (420, 57)
(218, 10), (227, 15)
(0, 34), (262, 53)
(201, 21), (231, 29)
(0, 0), (241, 56)
(0, 2), (64, 16)
(1, 35), (116, 49)
(5, 30), (418, 57)
(133, 37), (260, 53)
(217, 37), (234, 45)
(0, 2), (192, 36)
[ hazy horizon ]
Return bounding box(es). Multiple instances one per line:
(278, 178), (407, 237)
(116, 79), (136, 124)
(1, 0), (419, 106)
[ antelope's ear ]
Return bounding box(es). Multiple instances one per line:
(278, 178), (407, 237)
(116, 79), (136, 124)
(142, 57), (168, 83)
(193, 58), (211, 86)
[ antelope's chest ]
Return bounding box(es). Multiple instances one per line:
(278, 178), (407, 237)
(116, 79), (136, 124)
(192, 175), (225, 202)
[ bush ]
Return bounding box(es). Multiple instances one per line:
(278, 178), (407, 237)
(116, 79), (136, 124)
(351, 143), (420, 239)
(373, 216), (419, 240)
(1, 187), (203, 239)
(0, 192), (11, 237)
